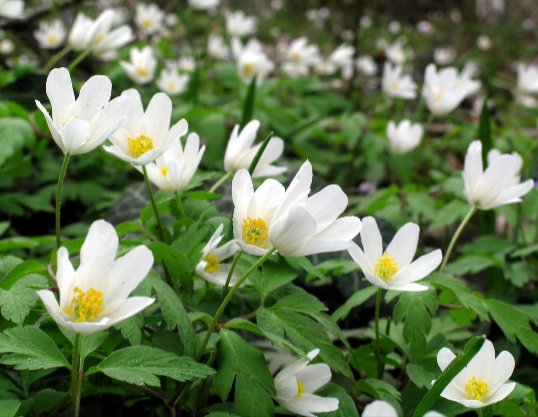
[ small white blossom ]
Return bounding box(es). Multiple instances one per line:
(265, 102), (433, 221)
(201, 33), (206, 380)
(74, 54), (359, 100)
(0, 0), (23, 18)
(226, 10), (257, 37)
(120, 46), (157, 85)
(156, 68), (189, 96)
(434, 47), (456, 66)
(387, 120), (423, 154)
(134, 3), (165, 35)
(517, 63), (538, 94)
(34, 19), (66, 49)
(207, 34), (230, 60)
(382, 62), (417, 99)
(188, 0), (220, 10)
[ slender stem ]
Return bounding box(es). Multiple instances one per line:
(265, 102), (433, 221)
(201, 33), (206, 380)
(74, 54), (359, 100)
(221, 250), (244, 302)
(71, 333), (82, 417)
(439, 205), (478, 273)
(143, 166), (166, 243)
(67, 49), (91, 73)
(44, 45), (72, 73)
(174, 191), (185, 219)
(375, 288), (383, 379)
(477, 409), (484, 417)
(208, 171), (232, 194)
(56, 152), (71, 250)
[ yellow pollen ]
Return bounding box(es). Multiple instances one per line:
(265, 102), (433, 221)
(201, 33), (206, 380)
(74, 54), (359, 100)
(62, 287), (105, 323)
(62, 115), (78, 127)
(374, 253), (398, 282)
(142, 19), (153, 29)
(46, 35), (58, 46)
(243, 62), (255, 77)
(295, 379), (305, 398)
(465, 377), (489, 402)
(391, 81), (400, 90)
(435, 92), (444, 103)
(160, 166), (168, 176)
(96, 34), (105, 44)
(168, 82), (176, 91)
(204, 253), (220, 273)
(136, 67), (149, 77)
(128, 135), (154, 159)
(242, 217), (269, 248)
(292, 52), (301, 63)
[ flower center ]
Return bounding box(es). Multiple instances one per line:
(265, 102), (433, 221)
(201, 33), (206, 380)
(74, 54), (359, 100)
(62, 287), (105, 323)
(242, 217), (269, 248)
(243, 62), (255, 77)
(142, 19), (153, 29)
(465, 377), (489, 402)
(294, 379), (305, 399)
(204, 253), (220, 273)
(167, 82), (176, 91)
(292, 52), (302, 63)
(391, 81), (400, 90)
(128, 135), (154, 159)
(136, 67), (149, 77)
(375, 253), (398, 282)
(161, 166), (168, 176)
(46, 35), (58, 46)
(435, 92), (444, 103)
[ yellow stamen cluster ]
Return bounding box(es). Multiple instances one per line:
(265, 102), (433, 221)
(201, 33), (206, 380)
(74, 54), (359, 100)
(391, 81), (400, 91)
(375, 253), (398, 282)
(160, 166), (169, 177)
(204, 253), (220, 273)
(62, 287), (105, 323)
(242, 62), (255, 77)
(294, 379), (305, 399)
(435, 92), (444, 103)
(292, 52), (302, 63)
(465, 377), (489, 402)
(142, 19), (153, 29)
(46, 35), (58, 46)
(242, 217), (269, 248)
(128, 135), (154, 159)
(136, 68), (149, 77)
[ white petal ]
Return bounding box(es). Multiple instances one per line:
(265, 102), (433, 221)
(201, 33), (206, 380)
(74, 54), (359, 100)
(60, 117), (91, 154)
(144, 93), (172, 147)
(232, 169), (254, 222)
(347, 242), (374, 276)
(287, 393), (339, 414)
(56, 247), (75, 310)
(488, 351), (515, 391)
(269, 205), (317, 256)
(104, 296), (155, 323)
(167, 118), (189, 143)
(274, 160), (312, 219)
(36, 100), (64, 153)
(486, 382), (516, 405)
(295, 217), (362, 256)
(73, 75), (112, 121)
(384, 222), (419, 269)
(362, 400), (398, 417)
(481, 179), (534, 210)
(463, 140), (483, 202)
(393, 249), (442, 285)
(360, 216), (383, 262)
(306, 185), (348, 232)
(295, 363), (332, 393)
(437, 347), (456, 371)
(46, 68), (75, 127)
(387, 283), (429, 292)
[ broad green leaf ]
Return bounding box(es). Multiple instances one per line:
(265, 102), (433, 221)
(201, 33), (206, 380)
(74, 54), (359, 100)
(147, 242), (192, 294)
(407, 364), (435, 389)
(317, 391), (359, 417)
(332, 286), (378, 321)
(444, 254), (499, 276)
(263, 256), (299, 295)
(0, 260), (47, 290)
(0, 117), (34, 168)
(34, 389), (69, 413)
(0, 274), (48, 324)
(0, 399), (20, 417)
(114, 315), (142, 346)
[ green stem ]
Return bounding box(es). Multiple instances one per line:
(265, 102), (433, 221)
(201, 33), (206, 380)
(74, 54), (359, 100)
(44, 45), (72, 73)
(477, 409), (483, 417)
(208, 171), (232, 194)
(221, 250), (244, 302)
(67, 50), (91, 73)
(71, 333), (82, 417)
(56, 153), (71, 250)
(439, 205), (477, 273)
(142, 166), (166, 243)
(175, 191), (185, 219)
(375, 288), (383, 379)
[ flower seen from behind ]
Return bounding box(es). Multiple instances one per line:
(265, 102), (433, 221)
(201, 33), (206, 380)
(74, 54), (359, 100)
(189, 0), (220, 10)
(387, 119), (423, 154)
(120, 46), (157, 85)
(348, 216), (442, 291)
(237, 49), (275, 85)
(37, 220), (155, 335)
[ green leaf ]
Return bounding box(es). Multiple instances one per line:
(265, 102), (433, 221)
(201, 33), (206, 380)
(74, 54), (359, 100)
(34, 389), (69, 413)
(114, 315), (142, 345)
(332, 286), (378, 322)
(407, 364), (435, 389)
(0, 274), (48, 324)
(272, 293), (327, 315)
(444, 254), (499, 276)
(0, 326), (70, 370)
(215, 329), (275, 417)
(0, 118), (34, 168)
(97, 346), (215, 387)
(241, 75), (257, 130)
(262, 256), (300, 295)
(317, 391), (359, 417)
(0, 399), (21, 417)
(285, 256), (326, 280)
(504, 262), (535, 288)
(147, 242), (192, 295)
(0, 260), (47, 290)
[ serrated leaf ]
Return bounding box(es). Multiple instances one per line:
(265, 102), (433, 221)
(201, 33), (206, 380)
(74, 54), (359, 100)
(0, 274), (48, 324)
(0, 399), (20, 417)
(147, 242), (192, 295)
(444, 254), (499, 276)
(317, 390), (359, 417)
(332, 286), (378, 322)
(263, 256), (300, 295)
(114, 315), (142, 346)
(34, 389), (69, 413)
(0, 117), (34, 168)
(0, 260), (47, 290)
(407, 364), (435, 389)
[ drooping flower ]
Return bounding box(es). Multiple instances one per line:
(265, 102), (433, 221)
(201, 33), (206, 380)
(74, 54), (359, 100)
(195, 224), (241, 286)
(104, 89), (188, 166)
(517, 63), (538, 94)
(207, 34), (230, 60)
(237, 49), (275, 85)
(37, 220), (155, 335)
(134, 3), (165, 35)
(35, 67), (134, 155)
(434, 340), (515, 409)
(274, 349), (339, 417)
(120, 46), (157, 85)
(382, 62), (417, 99)
(224, 120), (286, 178)
(0, 0), (23, 18)
(348, 217), (442, 291)
(362, 400), (398, 417)
(387, 120), (423, 154)
(463, 140), (534, 210)
(136, 132), (205, 191)
(232, 160), (362, 257)
(189, 0), (220, 10)
(225, 10), (258, 37)
(34, 19), (67, 49)
(156, 68), (189, 96)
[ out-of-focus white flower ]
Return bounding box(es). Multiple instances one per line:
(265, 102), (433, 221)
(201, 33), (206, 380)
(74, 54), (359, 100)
(477, 35), (492, 50)
(274, 349), (339, 417)
(189, 0), (220, 10)
(111, 7), (127, 25)
(231, 37), (263, 60)
(177, 55), (196, 73)
(68, 13), (93, 50)
(0, 38), (13, 54)
(37, 220), (154, 335)
(281, 37), (320, 78)
(306, 8), (329, 27)
(327, 43), (355, 70)
(388, 20), (401, 33)
(417, 20), (434, 33)
(434, 340), (515, 408)
(422, 63), (481, 115)
(356, 56), (377, 76)
(237, 49), (274, 85)
(0, 0), (23, 18)
(195, 224), (241, 286)
(207, 34), (230, 60)
(360, 15), (372, 28)
(35, 68), (134, 155)
(385, 39), (407, 64)
(450, 9), (462, 22)
(135, 3), (165, 35)
(516, 93), (538, 108)
(463, 140), (534, 210)
(476, 0), (505, 19)
(270, 0), (283, 11)
(224, 120), (286, 178)
(34, 19), (66, 49)
(120, 46), (157, 85)
(362, 401), (397, 417)
(523, 18), (535, 30)
(462, 60), (480, 78)
(348, 216), (442, 292)
(165, 13), (179, 26)
(382, 62), (417, 99)
(137, 132), (205, 191)
(434, 47), (456, 66)
(232, 160), (362, 257)
(387, 120), (423, 154)
(226, 10), (257, 37)
(517, 63), (538, 93)
(156, 68), (189, 96)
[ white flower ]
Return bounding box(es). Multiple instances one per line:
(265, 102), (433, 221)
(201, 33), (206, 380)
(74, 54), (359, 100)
(388, 20), (401, 33)
(231, 37), (263, 60)
(0, 38), (13, 55)
(360, 15), (372, 28)
(35, 68), (134, 155)
(237, 49), (275, 85)
(165, 13), (179, 27)
(284, 37), (321, 70)
(224, 120), (286, 178)
(274, 349), (339, 417)
(226, 10), (257, 38)
(156, 68), (189, 96)
(135, 3), (165, 35)
(68, 13), (93, 50)
(422, 63), (481, 115)
(207, 34), (230, 60)
(327, 43), (355, 70)
(356, 56), (377, 76)
(434, 47), (456, 66)
(477, 35), (492, 50)
(435, 340), (515, 408)
(385, 39), (406, 64)
(195, 224), (241, 286)
(417, 20), (434, 34)
(387, 120), (423, 154)
(189, 0), (220, 10)
(348, 216), (442, 292)
(104, 89), (188, 166)
(37, 220), (155, 335)
(0, 0), (23, 18)
(137, 132), (205, 192)
(382, 62), (417, 99)
(232, 160), (362, 257)
(120, 46), (157, 85)
(34, 19), (66, 49)
(517, 63), (538, 93)
(463, 140), (534, 210)
(362, 400), (398, 417)
(177, 56), (196, 73)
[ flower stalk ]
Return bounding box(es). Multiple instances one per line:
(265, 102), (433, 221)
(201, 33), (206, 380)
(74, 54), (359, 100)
(142, 165), (166, 243)
(375, 288), (383, 379)
(174, 191), (186, 219)
(71, 333), (82, 417)
(440, 205), (477, 273)
(221, 249), (244, 301)
(208, 171), (232, 194)
(68, 49), (91, 73)
(44, 45), (72, 73)
(56, 152), (70, 249)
